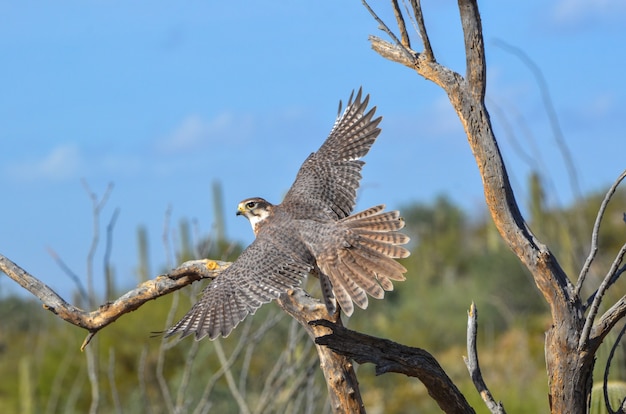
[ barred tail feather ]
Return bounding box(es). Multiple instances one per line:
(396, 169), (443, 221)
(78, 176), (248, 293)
(328, 265), (368, 312)
(337, 257), (384, 299)
(317, 205), (410, 316)
(377, 274), (395, 291)
(319, 272), (337, 315)
(353, 229), (410, 245)
(331, 277), (354, 316)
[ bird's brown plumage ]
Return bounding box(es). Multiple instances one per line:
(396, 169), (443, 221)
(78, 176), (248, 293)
(166, 89), (410, 340)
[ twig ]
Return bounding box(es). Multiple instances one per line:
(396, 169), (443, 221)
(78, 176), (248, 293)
(137, 346), (149, 412)
(590, 295), (626, 350)
(173, 339), (199, 413)
(256, 318), (314, 413)
(82, 180), (115, 307)
(585, 263), (626, 311)
(46, 247), (89, 302)
(104, 207), (120, 300)
(577, 169), (626, 295)
(107, 348), (123, 414)
(0, 253), (229, 350)
(44, 335), (76, 414)
(603, 322), (626, 414)
(361, 0), (416, 65)
(582, 243), (626, 350)
(191, 316), (256, 414)
(214, 340), (251, 414)
(163, 205), (174, 269)
(85, 345), (100, 414)
(408, 0), (434, 61)
(156, 323), (178, 413)
(390, 0), (410, 48)
(463, 303), (506, 414)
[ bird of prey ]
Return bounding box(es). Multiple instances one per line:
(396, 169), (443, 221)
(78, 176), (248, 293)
(166, 89), (410, 340)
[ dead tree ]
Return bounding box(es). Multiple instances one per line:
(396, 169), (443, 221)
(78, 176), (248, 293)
(2, 1), (626, 413)
(352, 0), (626, 412)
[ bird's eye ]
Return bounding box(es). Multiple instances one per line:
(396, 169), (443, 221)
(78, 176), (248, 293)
(246, 201), (256, 209)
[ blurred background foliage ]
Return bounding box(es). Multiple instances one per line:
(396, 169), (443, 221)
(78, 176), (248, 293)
(1, 176), (625, 413)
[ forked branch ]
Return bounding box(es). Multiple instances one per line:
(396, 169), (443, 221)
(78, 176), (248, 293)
(578, 169), (626, 294)
(0, 255), (229, 350)
(312, 319), (475, 414)
(362, 1), (595, 412)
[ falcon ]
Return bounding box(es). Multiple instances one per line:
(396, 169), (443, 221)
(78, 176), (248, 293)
(166, 89), (410, 340)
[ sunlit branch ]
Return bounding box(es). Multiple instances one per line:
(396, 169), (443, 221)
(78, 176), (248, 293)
(408, 0), (434, 61)
(463, 303), (506, 414)
(0, 254), (229, 350)
(390, 0), (410, 48)
(362, 0), (416, 65)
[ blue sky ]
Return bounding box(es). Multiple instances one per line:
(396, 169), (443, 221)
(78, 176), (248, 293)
(1, 1), (625, 300)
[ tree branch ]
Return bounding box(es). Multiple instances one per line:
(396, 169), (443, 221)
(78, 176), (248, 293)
(582, 242), (626, 350)
(312, 319), (475, 414)
(390, 0), (410, 48)
(82, 180), (115, 306)
(361, 0), (417, 66)
(458, 0), (486, 98)
(364, 1), (594, 411)
(408, 0), (434, 61)
(578, 169), (626, 295)
(590, 295), (626, 350)
(603, 322), (626, 414)
(0, 254), (229, 350)
(464, 303), (506, 414)
(278, 290), (366, 413)
(2, 246), (369, 413)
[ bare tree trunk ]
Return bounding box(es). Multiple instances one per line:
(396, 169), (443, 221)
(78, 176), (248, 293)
(278, 290), (365, 413)
(360, 0), (625, 411)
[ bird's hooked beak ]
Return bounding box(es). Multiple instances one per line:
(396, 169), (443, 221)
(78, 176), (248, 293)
(236, 204), (246, 216)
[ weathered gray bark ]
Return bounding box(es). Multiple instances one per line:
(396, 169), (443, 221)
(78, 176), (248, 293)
(278, 291), (366, 413)
(360, 0), (626, 412)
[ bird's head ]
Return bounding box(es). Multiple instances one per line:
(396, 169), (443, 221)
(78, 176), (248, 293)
(237, 197), (274, 235)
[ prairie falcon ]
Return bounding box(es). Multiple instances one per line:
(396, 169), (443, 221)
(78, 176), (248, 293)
(166, 89), (410, 340)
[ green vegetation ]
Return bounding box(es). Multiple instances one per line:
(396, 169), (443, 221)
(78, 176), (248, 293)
(1, 179), (625, 413)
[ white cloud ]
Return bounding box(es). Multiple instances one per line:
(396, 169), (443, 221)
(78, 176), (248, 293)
(587, 92), (615, 118)
(551, 0), (626, 26)
(5, 144), (83, 181)
(157, 112), (249, 153)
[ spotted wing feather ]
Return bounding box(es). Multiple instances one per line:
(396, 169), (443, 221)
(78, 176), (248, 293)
(166, 237), (311, 340)
(282, 88), (382, 219)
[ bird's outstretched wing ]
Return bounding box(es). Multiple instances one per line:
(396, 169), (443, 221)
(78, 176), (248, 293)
(165, 237), (312, 340)
(282, 88), (382, 220)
